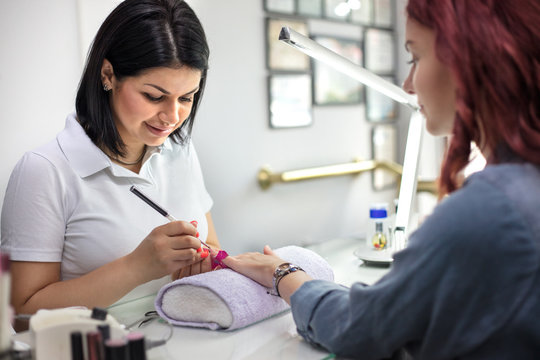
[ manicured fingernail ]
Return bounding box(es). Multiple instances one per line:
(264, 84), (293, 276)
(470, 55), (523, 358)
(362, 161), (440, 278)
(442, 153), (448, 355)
(201, 249), (209, 259)
(190, 220), (198, 227)
(196, 247), (202, 253)
(195, 231), (199, 238)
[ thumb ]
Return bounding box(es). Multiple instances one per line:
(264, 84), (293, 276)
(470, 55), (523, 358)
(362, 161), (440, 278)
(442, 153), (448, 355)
(263, 245), (276, 256)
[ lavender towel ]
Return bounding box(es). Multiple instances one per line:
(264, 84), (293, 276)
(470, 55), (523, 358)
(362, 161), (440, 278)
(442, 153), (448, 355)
(154, 245), (334, 331)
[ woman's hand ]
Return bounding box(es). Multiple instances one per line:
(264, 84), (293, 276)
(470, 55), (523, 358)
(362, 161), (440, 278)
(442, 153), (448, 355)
(220, 246), (314, 304)
(171, 251), (212, 280)
(219, 245), (284, 288)
(126, 220), (206, 283)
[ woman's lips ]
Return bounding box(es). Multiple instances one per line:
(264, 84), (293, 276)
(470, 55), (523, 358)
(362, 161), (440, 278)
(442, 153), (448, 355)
(145, 123), (174, 136)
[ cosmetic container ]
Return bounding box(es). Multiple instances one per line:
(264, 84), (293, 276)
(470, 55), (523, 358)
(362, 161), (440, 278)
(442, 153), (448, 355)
(105, 338), (129, 360)
(98, 324), (111, 342)
(87, 331), (104, 360)
(367, 204), (389, 250)
(127, 332), (146, 360)
(70, 331), (83, 360)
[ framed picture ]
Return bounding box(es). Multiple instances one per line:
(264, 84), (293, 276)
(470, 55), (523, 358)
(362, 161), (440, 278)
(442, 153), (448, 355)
(366, 76), (398, 122)
(373, 0), (393, 28)
(266, 18), (310, 71)
(297, 0), (323, 17)
(371, 124), (398, 190)
(350, 0), (373, 25)
(268, 74), (313, 128)
(324, 0), (350, 21)
(313, 36), (364, 105)
(265, 0), (295, 14)
(364, 28), (395, 74)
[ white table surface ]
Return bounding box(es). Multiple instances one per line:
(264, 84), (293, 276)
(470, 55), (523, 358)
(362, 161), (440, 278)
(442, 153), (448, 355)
(15, 238), (391, 360)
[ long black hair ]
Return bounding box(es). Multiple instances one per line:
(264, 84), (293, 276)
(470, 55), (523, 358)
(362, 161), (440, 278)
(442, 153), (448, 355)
(76, 0), (209, 156)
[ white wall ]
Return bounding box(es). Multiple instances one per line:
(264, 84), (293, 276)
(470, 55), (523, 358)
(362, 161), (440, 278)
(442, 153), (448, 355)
(0, 0), (81, 190)
(1, 0), (427, 255)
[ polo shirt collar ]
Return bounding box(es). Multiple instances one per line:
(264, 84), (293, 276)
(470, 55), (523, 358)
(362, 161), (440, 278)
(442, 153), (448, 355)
(57, 113), (172, 178)
(57, 113), (111, 178)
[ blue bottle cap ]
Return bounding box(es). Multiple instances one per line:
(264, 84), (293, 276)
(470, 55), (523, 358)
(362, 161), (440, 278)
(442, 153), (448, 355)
(370, 208), (387, 219)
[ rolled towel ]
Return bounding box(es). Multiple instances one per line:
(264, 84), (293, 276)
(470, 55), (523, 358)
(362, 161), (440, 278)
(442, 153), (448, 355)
(154, 245), (334, 331)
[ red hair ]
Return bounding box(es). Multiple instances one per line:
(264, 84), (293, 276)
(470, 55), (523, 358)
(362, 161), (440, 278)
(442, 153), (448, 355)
(406, 0), (540, 196)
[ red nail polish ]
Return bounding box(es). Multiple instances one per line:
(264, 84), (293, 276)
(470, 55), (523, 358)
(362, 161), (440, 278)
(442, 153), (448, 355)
(196, 232), (199, 238)
(190, 220), (198, 227)
(201, 249), (209, 259)
(196, 247), (202, 253)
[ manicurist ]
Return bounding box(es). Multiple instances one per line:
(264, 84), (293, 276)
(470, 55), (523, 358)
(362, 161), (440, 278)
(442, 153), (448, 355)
(1, 0), (221, 316)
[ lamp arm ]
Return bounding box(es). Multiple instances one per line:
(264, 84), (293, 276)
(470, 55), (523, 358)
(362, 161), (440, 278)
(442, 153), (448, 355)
(279, 27), (419, 110)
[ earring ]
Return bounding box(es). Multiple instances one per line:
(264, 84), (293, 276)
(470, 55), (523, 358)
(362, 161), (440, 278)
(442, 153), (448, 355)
(103, 83), (111, 91)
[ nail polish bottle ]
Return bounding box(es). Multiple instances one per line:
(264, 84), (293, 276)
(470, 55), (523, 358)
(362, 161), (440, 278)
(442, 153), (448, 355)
(127, 332), (146, 360)
(368, 203), (389, 250)
(87, 331), (104, 360)
(98, 324), (111, 343)
(70, 331), (84, 360)
(104, 338), (128, 360)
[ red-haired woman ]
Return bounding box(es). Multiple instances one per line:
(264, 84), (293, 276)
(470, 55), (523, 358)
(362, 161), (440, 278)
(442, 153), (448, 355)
(220, 0), (540, 358)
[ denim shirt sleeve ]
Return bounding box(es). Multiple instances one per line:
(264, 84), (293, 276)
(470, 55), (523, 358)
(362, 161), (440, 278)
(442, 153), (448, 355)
(290, 175), (539, 359)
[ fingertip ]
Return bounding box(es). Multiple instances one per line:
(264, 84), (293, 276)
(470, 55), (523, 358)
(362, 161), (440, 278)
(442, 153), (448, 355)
(263, 245), (274, 255)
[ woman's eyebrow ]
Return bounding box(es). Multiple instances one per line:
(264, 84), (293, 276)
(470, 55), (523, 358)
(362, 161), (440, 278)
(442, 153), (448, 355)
(182, 87), (200, 96)
(144, 83), (199, 96)
(144, 83), (171, 94)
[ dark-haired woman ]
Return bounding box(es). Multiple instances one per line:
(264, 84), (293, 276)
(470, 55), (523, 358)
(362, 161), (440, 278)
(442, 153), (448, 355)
(1, 0), (220, 315)
(221, 0), (540, 358)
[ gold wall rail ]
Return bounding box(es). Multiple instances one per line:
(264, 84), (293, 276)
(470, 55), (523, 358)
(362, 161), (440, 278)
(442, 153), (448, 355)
(258, 158), (438, 196)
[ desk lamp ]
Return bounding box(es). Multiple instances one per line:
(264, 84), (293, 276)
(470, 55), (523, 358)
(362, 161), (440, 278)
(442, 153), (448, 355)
(279, 27), (425, 251)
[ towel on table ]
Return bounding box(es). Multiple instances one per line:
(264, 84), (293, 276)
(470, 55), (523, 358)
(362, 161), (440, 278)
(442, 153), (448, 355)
(154, 245), (334, 331)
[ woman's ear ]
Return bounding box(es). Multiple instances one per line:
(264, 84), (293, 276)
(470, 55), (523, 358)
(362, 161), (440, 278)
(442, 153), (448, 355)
(100, 58), (115, 89)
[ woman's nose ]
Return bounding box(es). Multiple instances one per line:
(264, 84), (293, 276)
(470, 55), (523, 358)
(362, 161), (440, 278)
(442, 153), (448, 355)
(159, 103), (181, 126)
(402, 70), (415, 95)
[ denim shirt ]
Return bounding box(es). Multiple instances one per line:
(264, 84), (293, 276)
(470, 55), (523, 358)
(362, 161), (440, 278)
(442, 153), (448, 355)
(291, 163), (540, 359)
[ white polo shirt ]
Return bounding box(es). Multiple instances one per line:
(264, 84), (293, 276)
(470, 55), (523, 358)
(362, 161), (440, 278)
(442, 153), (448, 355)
(1, 113), (213, 304)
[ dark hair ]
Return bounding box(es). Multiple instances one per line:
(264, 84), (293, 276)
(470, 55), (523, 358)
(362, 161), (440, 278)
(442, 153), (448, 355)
(406, 0), (540, 196)
(76, 0), (209, 156)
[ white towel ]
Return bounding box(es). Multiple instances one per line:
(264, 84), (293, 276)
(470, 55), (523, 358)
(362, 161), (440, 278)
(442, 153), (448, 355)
(154, 246), (334, 330)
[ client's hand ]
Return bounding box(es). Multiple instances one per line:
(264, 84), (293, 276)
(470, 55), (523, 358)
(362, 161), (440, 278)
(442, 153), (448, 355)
(127, 221), (206, 283)
(219, 245), (284, 288)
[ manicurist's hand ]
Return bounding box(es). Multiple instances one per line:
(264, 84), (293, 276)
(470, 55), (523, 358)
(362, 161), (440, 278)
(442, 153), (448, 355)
(171, 216), (220, 279)
(127, 220), (206, 283)
(11, 220), (215, 317)
(172, 250), (212, 279)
